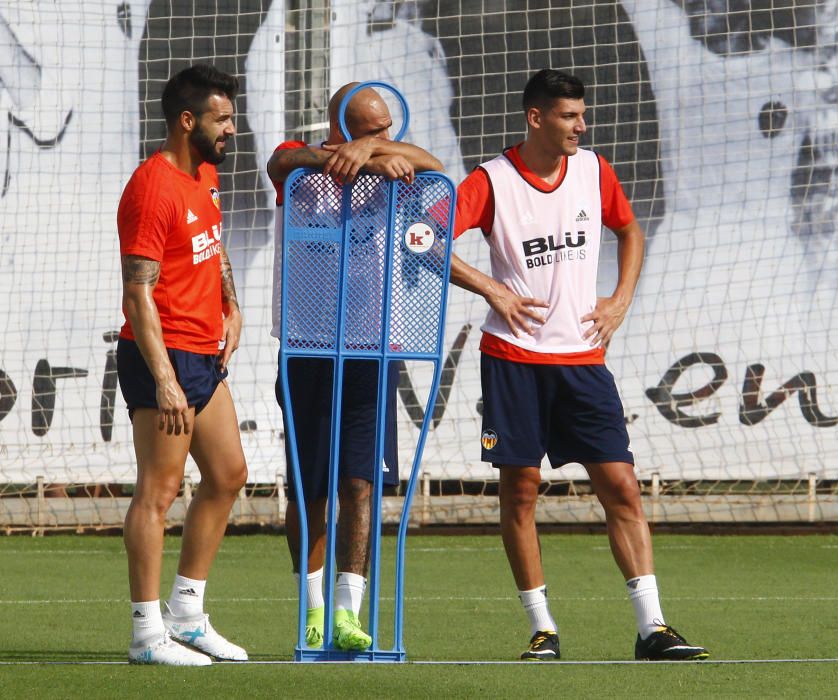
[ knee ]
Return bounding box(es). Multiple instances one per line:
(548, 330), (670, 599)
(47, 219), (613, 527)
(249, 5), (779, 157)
(131, 478), (181, 518)
(232, 462), (249, 491)
(598, 471), (643, 515)
(228, 461), (249, 494)
(499, 471), (540, 514)
(338, 477), (371, 505)
(203, 461), (248, 498)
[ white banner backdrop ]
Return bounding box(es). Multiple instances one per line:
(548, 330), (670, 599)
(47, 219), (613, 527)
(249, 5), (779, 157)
(0, 1), (835, 484)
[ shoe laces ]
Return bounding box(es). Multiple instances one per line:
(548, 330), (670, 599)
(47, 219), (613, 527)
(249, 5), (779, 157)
(338, 613), (362, 630)
(530, 632), (553, 647)
(149, 632), (175, 651)
(653, 621), (685, 642)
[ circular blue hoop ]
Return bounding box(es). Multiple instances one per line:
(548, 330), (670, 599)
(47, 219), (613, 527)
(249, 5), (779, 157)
(338, 81), (410, 143)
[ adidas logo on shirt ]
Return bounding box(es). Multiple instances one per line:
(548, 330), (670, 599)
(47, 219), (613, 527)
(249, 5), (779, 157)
(576, 209), (589, 222)
(186, 209), (199, 224)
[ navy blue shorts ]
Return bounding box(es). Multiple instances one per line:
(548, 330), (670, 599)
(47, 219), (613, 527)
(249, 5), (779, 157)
(117, 337), (227, 419)
(276, 356), (400, 502)
(480, 354), (633, 467)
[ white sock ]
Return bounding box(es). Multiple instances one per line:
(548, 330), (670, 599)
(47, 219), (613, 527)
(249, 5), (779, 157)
(131, 600), (164, 643)
(166, 574), (206, 618)
(518, 585), (557, 636)
(627, 574), (666, 639)
(335, 572), (366, 616)
(294, 568), (325, 610)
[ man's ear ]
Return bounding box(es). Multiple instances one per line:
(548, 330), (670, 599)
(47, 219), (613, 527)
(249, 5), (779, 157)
(179, 110), (196, 133)
(526, 106), (542, 131)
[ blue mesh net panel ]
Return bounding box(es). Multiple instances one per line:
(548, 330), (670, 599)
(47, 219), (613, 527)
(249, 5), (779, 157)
(389, 177), (452, 355)
(345, 175), (389, 350)
(283, 172), (343, 350)
(281, 170), (454, 360)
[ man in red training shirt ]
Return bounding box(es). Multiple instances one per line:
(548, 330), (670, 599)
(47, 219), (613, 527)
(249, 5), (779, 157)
(117, 64), (248, 666)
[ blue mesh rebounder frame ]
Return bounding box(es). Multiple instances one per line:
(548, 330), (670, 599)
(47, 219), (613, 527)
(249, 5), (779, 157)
(279, 168), (455, 661)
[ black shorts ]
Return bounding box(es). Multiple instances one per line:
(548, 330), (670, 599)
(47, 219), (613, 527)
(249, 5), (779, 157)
(117, 337), (226, 419)
(276, 355), (399, 502)
(480, 354), (634, 467)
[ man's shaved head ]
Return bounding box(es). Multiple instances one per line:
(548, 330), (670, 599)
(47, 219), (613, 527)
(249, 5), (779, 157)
(327, 83), (392, 142)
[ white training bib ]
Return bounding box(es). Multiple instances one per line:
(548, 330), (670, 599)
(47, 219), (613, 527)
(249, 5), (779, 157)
(480, 148), (603, 353)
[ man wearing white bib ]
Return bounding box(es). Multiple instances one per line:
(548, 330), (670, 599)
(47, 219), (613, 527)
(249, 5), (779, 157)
(450, 69), (708, 662)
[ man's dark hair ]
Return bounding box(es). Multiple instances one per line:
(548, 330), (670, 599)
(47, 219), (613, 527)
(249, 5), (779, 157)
(161, 64), (239, 127)
(522, 69), (585, 111)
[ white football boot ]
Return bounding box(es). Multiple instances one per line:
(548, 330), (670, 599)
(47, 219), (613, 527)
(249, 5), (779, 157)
(163, 602), (248, 661)
(128, 632), (212, 666)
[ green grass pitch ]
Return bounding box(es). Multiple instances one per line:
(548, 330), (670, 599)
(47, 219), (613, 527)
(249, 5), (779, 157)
(0, 533), (836, 697)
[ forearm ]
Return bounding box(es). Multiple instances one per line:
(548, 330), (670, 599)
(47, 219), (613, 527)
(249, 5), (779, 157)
(450, 252), (549, 337)
(123, 291), (175, 386)
(579, 222), (644, 346)
(267, 146), (331, 184)
(121, 255), (175, 386)
(450, 253), (501, 300)
(220, 246), (240, 315)
(612, 221), (645, 306)
(367, 140), (443, 172)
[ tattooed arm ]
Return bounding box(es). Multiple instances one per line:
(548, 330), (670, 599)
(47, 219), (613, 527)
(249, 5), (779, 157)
(219, 245), (241, 372)
(266, 139), (443, 187)
(121, 254), (191, 435)
(266, 145), (332, 187)
(322, 139), (443, 184)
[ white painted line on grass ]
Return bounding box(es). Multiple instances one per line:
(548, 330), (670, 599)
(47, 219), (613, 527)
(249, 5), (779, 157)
(2, 595), (838, 606)
(0, 658), (836, 667)
(409, 547), (501, 552)
(2, 544), (834, 556)
(0, 549), (182, 556)
(412, 658), (838, 666)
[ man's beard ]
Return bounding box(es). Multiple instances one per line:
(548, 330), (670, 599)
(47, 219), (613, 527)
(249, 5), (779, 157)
(190, 125), (227, 165)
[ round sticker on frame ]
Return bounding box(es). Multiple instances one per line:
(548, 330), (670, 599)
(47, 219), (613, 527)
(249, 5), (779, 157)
(404, 222), (435, 254)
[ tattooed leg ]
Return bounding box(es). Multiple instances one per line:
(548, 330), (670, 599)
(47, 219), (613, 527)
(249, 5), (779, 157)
(336, 477), (372, 575)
